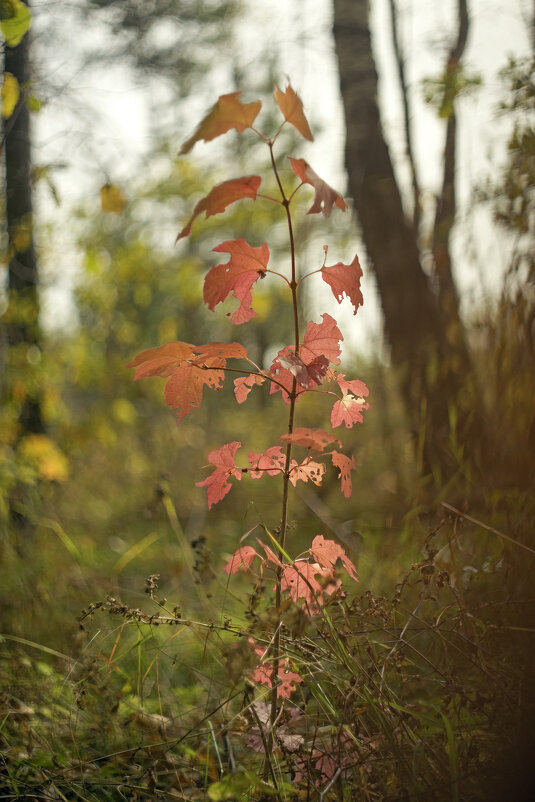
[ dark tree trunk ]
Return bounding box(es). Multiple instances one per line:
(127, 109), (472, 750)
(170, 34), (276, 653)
(333, 0), (473, 479)
(2, 0), (44, 436)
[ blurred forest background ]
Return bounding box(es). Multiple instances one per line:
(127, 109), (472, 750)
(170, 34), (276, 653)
(1, 0), (534, 799)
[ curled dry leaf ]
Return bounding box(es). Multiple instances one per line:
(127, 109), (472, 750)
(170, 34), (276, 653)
(288, 157), (347, 217)
(180, 91), (261, 155)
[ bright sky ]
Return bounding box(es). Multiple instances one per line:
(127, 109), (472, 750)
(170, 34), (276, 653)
(32, 0), (533, 355)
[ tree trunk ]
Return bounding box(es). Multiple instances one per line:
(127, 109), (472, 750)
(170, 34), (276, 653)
(2, 0), (44, 436)
(333, 0), (472, 478)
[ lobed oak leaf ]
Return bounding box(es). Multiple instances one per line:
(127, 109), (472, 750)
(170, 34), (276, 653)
(330, 451), (357, 499)
(279, 427), (342, 451)
(274, 83), (313, 141)
(234, 373), (266, 404)
(288, 157), (347, 217)
(204, 238), (270, 324)
(176, 175), (261, 241)
(310, 534), (358, 581)
(223, 545), (258, 575)
(248, 446), (286, 478)
(195, 441), (242, 509)
(289, 457), (326, 487)
(331, 394), (370, 429)
(322, 254), (364, 315)
(179, 91), (261, 154)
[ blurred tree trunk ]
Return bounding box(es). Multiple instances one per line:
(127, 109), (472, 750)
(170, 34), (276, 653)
(2, 0), (44, 436)
(333, 0), (473, 479)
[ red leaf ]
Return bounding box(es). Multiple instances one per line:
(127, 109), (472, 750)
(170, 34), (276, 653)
(204, 238), (269, 324)
(248, 446), (286, 478)
(270, 315), (343, 403)
(234, 373), (266, 403)
(164, 362), (225, 421)
(278, 350), (329, 388)
(274, 83), (313, 141)
(256, 539), (284, 568)
(310, 534), (358, 581)
(223, 545), (258, 574)
(330, 451), (357, 498)
(331, 395), (369, 429)
(180, 92), (261, 155)
(288, 157), (347, 217)
(322, 254), (363, 315)
(279, 428), (342, 451)
(288, 457), (326, 487)
(127, 341), (195, 379)
(300, 313), (343, 366)
(128, 341), (247, 421)
(336, 373), (370, 399)
(176, 175), (261, 241)
(195, 441), (242, 508)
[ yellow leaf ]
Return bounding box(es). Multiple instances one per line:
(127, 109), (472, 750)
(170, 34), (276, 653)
(1, 72), (19, 118)
(18, 434), (69, 483)
(0, 0), (31, 46)
(100, 183), (125, 214)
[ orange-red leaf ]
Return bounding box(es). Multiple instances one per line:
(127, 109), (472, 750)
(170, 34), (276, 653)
(322, 254), (363, 315)
(330, 394), (369, 429)
(128, 341), (247, 421)
(248, 446), (286, 478)
(300, 313), (343, 366)
(330, 451), (357, 498)
(223, 545), (258, 574)
(234, 373), (266, 403)
(274, 83), (313, 141)
(336, 373), (370, 399)
(278, 349), (329, 389)
(310, 534), (358, 581)
(289, 457), (326, 487)
(180, 91), (261, 155)
(127, 341), (195, 379)
(204, 238), (270, 324)
(288, 157), (347, 217)
(195, 441), (242, 508)
(176, 175), (261, 241)
(270, 314), (343, 403)
(279, 428), (342, 451)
